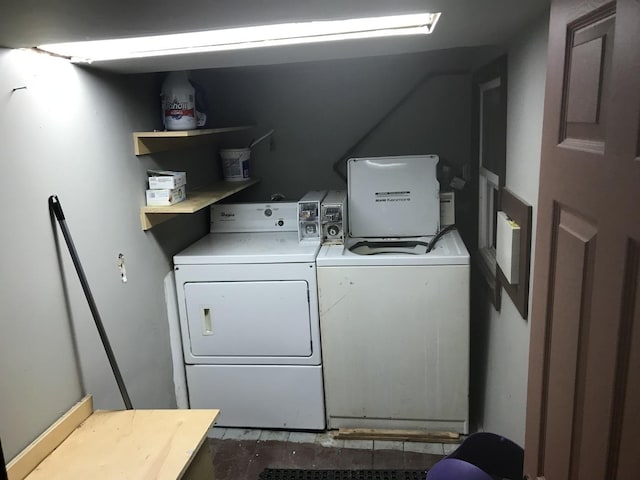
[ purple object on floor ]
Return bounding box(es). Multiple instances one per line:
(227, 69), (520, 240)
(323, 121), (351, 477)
(426, 432), (524, 480)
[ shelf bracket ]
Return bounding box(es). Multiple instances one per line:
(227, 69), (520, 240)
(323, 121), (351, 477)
(141, 212), (178, 231)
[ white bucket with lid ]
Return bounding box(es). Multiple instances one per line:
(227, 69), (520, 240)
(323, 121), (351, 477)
(220, 148), (251, 181)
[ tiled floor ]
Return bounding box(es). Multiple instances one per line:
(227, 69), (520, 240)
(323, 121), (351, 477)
(207, 428), (457, 480)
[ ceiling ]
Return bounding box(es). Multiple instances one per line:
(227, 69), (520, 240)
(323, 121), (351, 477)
(0, 0), (550, 73)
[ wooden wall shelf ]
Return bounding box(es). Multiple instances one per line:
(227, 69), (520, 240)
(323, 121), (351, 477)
(141, 178), (259, 230)
(133, 126), (251, 155)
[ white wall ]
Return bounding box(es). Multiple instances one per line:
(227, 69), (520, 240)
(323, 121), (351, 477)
(0, 49), (210, 460)
(475, 13), (549, 445)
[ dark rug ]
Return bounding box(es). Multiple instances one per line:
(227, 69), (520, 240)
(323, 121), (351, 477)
(259, 469), (427, 479)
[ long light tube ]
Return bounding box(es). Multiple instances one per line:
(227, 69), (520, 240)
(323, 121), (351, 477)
(37, 12), (441, 63)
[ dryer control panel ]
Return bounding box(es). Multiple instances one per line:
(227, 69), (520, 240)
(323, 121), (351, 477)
(211, 203), (297, 233)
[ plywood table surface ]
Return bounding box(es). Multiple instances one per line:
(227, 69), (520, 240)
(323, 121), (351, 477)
(23, 408), (219, 480)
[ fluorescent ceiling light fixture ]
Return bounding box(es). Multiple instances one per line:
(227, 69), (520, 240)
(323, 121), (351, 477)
(37, 12), (441, 63)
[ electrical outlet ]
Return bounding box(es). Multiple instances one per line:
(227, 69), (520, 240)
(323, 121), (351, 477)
(117, 253), (127, 283)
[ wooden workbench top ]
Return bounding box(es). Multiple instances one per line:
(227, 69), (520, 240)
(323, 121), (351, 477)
(21, 406), (219, 480)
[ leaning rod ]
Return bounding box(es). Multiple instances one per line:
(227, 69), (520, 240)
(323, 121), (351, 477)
(1, 437), (8, 480)
(49, 195), (133, 410)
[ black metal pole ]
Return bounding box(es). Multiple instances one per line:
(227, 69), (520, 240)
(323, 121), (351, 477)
(1, 437), (8, 480)
(49, 195), (133, 410)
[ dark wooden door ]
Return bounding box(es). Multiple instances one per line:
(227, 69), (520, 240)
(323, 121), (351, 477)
(524, 0), (640, 479)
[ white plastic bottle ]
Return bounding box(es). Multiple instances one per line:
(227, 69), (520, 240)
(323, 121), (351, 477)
(161, 71), (197, 131)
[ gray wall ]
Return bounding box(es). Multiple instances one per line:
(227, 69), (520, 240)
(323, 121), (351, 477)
(0, 49), (209, 460)
(192, 47), (499, 202)
(473, 13), (549, 445)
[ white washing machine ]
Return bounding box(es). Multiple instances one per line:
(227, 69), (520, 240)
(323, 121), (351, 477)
(174, 202), (325, 430)
(317, 155), (470, 433)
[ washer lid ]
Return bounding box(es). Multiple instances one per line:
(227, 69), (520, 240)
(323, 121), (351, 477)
(347, 155), (440, 238)
(316, 229), (469, 267)
(174, 232), (321, 264)
(349, 239), (431, 256)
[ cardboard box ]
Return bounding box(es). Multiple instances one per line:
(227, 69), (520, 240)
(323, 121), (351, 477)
(440, 192), (455, 226)
(147, 170), (186, 190)
(146, 186), (186, 206)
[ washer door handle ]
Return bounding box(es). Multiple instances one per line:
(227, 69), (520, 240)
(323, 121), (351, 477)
(202, 308), (213, 336)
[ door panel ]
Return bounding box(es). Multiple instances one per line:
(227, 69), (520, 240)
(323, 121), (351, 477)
(525, 1), (640, 479)
(184, 280), (312, 357)
(608, 241), (640, 478)
(561, 10), (615, 150)
(544, 207), (597, 479)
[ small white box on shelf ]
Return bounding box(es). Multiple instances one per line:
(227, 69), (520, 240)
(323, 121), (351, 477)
(147, 170), (186, 190)
(146, 186), (186, 206)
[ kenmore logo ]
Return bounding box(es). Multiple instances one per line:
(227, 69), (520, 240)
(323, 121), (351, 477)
(221, 212), (235, 218)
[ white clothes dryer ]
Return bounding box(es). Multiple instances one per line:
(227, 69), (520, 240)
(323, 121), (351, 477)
(174, 202), (325, 429)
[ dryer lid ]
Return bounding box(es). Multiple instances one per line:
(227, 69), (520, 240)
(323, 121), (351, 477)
(174, 231), (321, 264)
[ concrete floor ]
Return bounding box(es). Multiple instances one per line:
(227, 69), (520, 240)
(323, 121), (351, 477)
(207, 428), (458, 479)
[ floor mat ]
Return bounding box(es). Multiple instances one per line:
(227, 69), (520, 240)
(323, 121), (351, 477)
(258, 469), (428, 479)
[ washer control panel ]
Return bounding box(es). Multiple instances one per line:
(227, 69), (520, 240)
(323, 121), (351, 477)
(321, 190), (347, 245)
(298, 191), (327, 242)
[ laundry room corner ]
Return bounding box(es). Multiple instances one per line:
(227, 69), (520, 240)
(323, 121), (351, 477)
(0, 1), (559, 470)
(0, 48), (204, 459)
(470, 11), (548, 446)
(189, 46), (500, 202)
